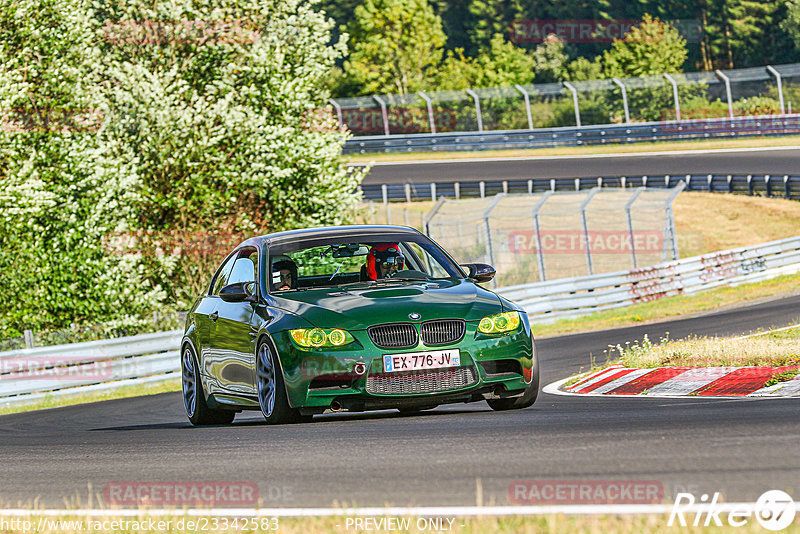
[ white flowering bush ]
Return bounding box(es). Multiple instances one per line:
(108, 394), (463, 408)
(0, 0), (363, 336)
(97, 0), (364, 304)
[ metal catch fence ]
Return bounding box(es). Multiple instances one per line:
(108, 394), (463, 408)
(421, 185), (683, 286)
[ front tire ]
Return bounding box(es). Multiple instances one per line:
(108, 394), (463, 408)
(182, 345), (235, 425)
(256, 341), (312, 424)
(487, 339), (540, 411)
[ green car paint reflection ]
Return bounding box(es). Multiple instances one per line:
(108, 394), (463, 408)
(181, 225), (539, 426)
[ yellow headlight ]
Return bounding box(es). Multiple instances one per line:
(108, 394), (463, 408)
(308, 328), (327, 347)
(478, 312), (521, 334)
(328, 329), (347, 346)
(289, 328), (354, 348)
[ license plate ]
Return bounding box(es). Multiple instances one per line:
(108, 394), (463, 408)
(383, 349), (460, 373)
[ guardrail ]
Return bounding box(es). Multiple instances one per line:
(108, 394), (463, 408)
(497, 235), (800, 323)
(0, 330), (182, 407)
(360, 173), (800, 202)
(345, 114), (800, 154)
(4, 236), (800, 406)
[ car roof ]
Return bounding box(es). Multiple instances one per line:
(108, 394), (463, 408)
(237, 225), (424, 249)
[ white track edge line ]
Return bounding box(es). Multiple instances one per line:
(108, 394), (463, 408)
(2, 503), (798, 517)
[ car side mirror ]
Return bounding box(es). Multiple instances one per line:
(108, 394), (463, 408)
(461, 263), (496, 283)
(219, 282), (257, 303)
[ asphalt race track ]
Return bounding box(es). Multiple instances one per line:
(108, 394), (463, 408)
(359, 146), (800, 185)
(1, 295), (799, 508)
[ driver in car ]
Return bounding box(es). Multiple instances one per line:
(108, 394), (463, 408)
(271, 255), (298, 291)
(365, 243), (405, 280)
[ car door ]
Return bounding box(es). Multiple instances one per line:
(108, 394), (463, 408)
(196, 251), (237, 392)
(210, 246), (259, 396)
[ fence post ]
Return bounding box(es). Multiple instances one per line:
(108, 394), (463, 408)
(747, 174), (753, 195)
(479, 181), (486, 198)
(664, 181), (685, 261)
(714, 70), (735, 120)
(785, 175), (791, 199)
(382, 184), (391, 224)
(531, 191), (553, 282)
(482, 194), (506, 288)
(727, 174), (733, 193)
(418, 91), (436, 134)
(612, 78), (631, 123)
(527, 179), (533, 194)
(431, 183), (437, 201)
(454, 182), (460, 200)
(625, 188), (645, 269)
(422, 197), (447, 236)
(579, 188), (600, 275)
(329, 98), (343, 129)
(515, 84), (534, 130)
(575, 178), (581, 191)
(404, 183), (412, 202)
(766, 66), (785, 115)
(663, 73), (681, 122)
(765, 175), (771, 197)
(372, 95), (390, 135)
(23, 329), (34, 349)
(465, 88), (484, 132)
(563, 81), (582, 127)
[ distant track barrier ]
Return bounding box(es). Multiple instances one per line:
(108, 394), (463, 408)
(497, 235), (800, 323)
(345, 115), (800, 154)
(0, 330), (182, 407)
(359, 173), (800, 202)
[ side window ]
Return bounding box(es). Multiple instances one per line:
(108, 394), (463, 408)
(406, 242), (449, 278)
(210, 253), (237, 295)
(229, 247), (258, 285)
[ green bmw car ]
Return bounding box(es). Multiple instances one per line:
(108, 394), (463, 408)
(181, 225), (539, 425)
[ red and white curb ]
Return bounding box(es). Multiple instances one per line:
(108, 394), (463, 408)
(544, 364), (800, 398)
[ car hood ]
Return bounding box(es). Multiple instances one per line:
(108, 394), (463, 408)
(271, 279), (502, 330)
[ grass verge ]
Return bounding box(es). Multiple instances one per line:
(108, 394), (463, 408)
(532, 272), (800, 337)
(0, 378), (181, 417)
(607, 326), (800, 368)
(347, 135), (800, 163)
(0, 513), (797, 534)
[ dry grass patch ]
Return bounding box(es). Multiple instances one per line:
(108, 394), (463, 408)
(606, 328), (800, 369)
(674, 193), (800, 258)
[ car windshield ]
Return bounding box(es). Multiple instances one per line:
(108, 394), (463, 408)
(266, 234), (464, 293)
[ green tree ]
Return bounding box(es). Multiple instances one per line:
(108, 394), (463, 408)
(0, 0), (163, 335)
(344, 0), (446, 95)
(466, 0), (526, 53)
(603, 14), (687, 77)
(98, 0), (364, 303)
(531, 34), (569, 83)
(435, 34), (535, 89)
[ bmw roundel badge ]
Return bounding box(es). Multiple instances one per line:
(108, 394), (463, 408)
(408, 312), (421, 320)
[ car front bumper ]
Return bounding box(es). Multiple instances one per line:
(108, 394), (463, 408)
(275, 318), (535, 411)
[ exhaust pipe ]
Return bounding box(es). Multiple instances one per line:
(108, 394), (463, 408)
(330, 400), (343, 412)
(353, 362), (367, 375)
